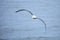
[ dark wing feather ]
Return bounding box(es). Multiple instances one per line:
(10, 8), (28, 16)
(37, 18), (46, 32)
(16, 9), (33, 15)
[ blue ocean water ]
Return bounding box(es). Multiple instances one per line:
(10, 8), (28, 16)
(0, 0), (60, 40)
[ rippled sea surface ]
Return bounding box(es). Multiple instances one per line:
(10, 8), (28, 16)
(0, 0), (60, 40)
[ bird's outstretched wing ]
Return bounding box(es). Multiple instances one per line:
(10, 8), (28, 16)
(16, 9), (33, 15)
(37, 18), (46, 32)
(16, 9), (46, 32)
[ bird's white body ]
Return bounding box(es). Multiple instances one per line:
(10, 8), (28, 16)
(32, 15), (37, 19)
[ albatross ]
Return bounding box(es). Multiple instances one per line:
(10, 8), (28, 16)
(16, 9), (46, 32)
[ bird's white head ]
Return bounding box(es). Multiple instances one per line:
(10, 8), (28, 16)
(32, 15), (37, 19)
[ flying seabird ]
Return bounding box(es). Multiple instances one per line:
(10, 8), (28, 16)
(16, 9), (46, 32)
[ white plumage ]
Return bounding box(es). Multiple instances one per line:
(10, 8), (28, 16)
(32, 15), (37, 19)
